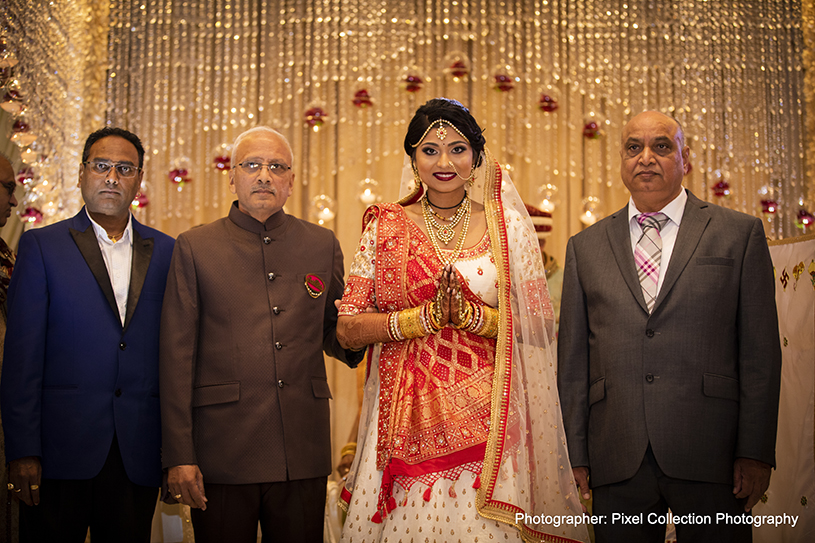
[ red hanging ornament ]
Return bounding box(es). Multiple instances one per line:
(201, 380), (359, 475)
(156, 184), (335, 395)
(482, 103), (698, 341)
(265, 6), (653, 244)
(443, 53), (470, 80)
(20, 206), (43, 224)
(493, 74), (514, 92)
(213, 154), (230, 171)
(539, 93), (559, 112)
(582, 121), (601, 139)
(712, 180), (731, 198)
(131, 192), (150, 209)
(402, 74), (423, 93)
(305, 106), (327, 130)
(353, 89), (373, 108)
(796, 209), (814, 231)
(212, 143), (232, 171)
(760, 199), (778, 215)
(11, 117), (37, 146)
(169, 168), (190, 185)
(449, 60), (468, 78)
(16, 166), (34, 185)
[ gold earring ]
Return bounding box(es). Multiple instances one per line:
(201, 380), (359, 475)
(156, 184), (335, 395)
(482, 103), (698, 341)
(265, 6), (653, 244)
(411, 162), (422, 186)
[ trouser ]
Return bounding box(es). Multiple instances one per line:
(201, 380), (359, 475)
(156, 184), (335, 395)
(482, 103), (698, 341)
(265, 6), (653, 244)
(592, 445), (752, 543)
(190, 476), (327, 543)
(20, 435), (158, 543)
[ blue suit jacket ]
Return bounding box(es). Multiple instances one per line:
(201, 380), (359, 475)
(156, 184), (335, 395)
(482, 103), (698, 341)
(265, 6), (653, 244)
(1, 209), (174, 487)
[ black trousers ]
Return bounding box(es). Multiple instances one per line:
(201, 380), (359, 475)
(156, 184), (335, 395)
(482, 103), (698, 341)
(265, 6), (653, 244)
(592, 445), (753, 543)
(190, 476), (327, 543)
(19, 435), (158, 543)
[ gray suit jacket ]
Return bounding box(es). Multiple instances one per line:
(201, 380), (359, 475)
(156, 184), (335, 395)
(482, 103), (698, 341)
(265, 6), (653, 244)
(557, 190), (781, 488)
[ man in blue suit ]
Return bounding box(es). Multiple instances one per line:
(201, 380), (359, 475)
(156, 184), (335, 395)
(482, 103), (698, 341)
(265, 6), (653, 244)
(1, 127), (175, 542)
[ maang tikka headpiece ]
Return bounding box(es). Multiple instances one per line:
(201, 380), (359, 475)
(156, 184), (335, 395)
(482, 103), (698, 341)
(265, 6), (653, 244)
(410, 119), (470, 148)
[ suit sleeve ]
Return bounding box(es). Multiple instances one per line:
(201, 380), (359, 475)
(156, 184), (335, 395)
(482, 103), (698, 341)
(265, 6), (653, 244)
(556, 236), (591, 469)
(159, 234), (201, 468)
(322, 235), (363, 368)
(735, 218), (782, 466)
(0, 232), (49, 462)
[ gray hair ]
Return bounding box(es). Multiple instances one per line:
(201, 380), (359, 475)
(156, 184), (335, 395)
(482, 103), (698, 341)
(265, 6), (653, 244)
(231, 126), (293, 166)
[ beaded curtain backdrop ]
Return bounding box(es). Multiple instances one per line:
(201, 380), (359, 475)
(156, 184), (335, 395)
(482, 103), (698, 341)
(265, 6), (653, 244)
(1, 0), (810, 258)
(0, 3), (812, 533)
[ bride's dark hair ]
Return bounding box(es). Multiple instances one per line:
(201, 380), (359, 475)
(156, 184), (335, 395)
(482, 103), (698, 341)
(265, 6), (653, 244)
(404, 98), (486, 167)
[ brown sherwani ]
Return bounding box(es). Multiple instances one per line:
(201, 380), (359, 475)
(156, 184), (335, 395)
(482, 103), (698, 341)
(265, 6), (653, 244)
(159, 203), (359, 484)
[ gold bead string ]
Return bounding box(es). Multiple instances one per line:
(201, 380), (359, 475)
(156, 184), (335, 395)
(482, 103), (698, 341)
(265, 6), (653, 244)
(421, 194), (471, 264)
(421, 193), (469, 244)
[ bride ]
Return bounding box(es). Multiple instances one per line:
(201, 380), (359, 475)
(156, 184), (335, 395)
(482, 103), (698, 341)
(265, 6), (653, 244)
(336, 97), (589, 543)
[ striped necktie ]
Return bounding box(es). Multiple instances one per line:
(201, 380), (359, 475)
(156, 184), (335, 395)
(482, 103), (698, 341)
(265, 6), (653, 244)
(634, 212), (669, 313)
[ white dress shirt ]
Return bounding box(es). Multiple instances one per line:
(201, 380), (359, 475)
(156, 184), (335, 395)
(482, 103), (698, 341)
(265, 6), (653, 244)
(86, 208), (133, 326)
(627, 188), (687, 297)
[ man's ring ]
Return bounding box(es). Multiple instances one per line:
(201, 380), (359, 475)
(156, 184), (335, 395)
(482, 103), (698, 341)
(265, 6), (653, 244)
(6, 483), (13, 490)
(13, 488), (21, 493)
(174, 494), (182, 500)
(30, 485), (39, 490)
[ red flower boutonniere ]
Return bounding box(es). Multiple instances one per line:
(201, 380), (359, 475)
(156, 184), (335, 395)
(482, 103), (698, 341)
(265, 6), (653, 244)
(305, 274), (325, 299)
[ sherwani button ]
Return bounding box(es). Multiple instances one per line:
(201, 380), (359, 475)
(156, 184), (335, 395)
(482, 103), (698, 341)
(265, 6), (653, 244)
(645, 329), (655, 338)
(115, 388), (122, 397)
(645, 374), (654, 383)
(268, 272), (276, 281)
(119, 342), (126, 350)
(277, 380), (284, 388)
(263, 237), (271, 244)
(272, 307), (280, 315)
(275, 342), (282, 350)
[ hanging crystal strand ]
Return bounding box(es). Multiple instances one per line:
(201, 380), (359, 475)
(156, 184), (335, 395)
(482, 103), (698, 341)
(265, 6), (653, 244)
(166, 0), (181, 225)
(781, 0), (806, 236)
(602, 2), (615, 196)
(107, 0), (124, 127)
(256, 0), (268, 125)
(789, 0), (807, 234)
(187, 2), (203, 220)
(725, 2), (744, 214)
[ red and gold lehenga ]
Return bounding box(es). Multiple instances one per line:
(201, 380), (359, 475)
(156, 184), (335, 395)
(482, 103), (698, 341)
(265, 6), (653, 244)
(339, 152), (589, 543)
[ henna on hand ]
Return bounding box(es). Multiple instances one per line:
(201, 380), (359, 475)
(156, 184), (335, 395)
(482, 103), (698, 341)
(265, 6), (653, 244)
(337, 313), (390, 350)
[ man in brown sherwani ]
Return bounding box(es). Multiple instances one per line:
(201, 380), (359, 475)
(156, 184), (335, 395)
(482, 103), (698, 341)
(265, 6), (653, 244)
(159, 126), (362, 542)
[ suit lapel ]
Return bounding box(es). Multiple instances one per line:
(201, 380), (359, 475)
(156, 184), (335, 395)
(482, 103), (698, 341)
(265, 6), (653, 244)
(653, 190), (710, 311)
(606, 205), (650, 313)
(123, 226), (154, 332)
(70, 217), (120, 323)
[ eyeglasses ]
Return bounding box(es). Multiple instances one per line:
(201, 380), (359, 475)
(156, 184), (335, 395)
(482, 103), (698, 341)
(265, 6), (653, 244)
(236, 161), (292, 177)
(83, 161), (142, 179)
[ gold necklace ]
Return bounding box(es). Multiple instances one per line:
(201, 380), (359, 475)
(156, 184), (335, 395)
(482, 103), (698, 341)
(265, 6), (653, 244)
(421, 194), (468, 243)
(422, 196), (471, 263)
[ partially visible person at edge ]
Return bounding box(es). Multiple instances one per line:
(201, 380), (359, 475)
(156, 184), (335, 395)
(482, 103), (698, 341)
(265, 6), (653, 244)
(558, 110), (781, 543)
(525, 203), (563, 329)
(1, 127), (175, 542)
(159, 126), (363, 543)
(335, 98), (589, 543)
(0, 152), (19, 543)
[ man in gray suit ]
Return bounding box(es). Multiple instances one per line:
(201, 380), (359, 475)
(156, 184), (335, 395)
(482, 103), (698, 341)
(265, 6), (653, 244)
(558, 111), (781, 542)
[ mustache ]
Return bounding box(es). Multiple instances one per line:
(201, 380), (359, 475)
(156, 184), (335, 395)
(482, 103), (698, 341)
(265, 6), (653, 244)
(251, 184), (277, 195)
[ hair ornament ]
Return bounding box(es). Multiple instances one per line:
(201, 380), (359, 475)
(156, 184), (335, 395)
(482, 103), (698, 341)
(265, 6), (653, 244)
(410, 119), (470, 148)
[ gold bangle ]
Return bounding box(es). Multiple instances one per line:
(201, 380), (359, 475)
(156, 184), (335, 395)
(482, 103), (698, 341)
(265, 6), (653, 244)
(427, 301), (443, 332)
(340, 442), (357, 458)
(476, 306), (500, 338)
(454, 300), (474, 330)
(398, 305), (430, 339)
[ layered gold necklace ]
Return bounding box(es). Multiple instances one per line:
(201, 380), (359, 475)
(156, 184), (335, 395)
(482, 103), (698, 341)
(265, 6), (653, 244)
(421, 193), (471, 263)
